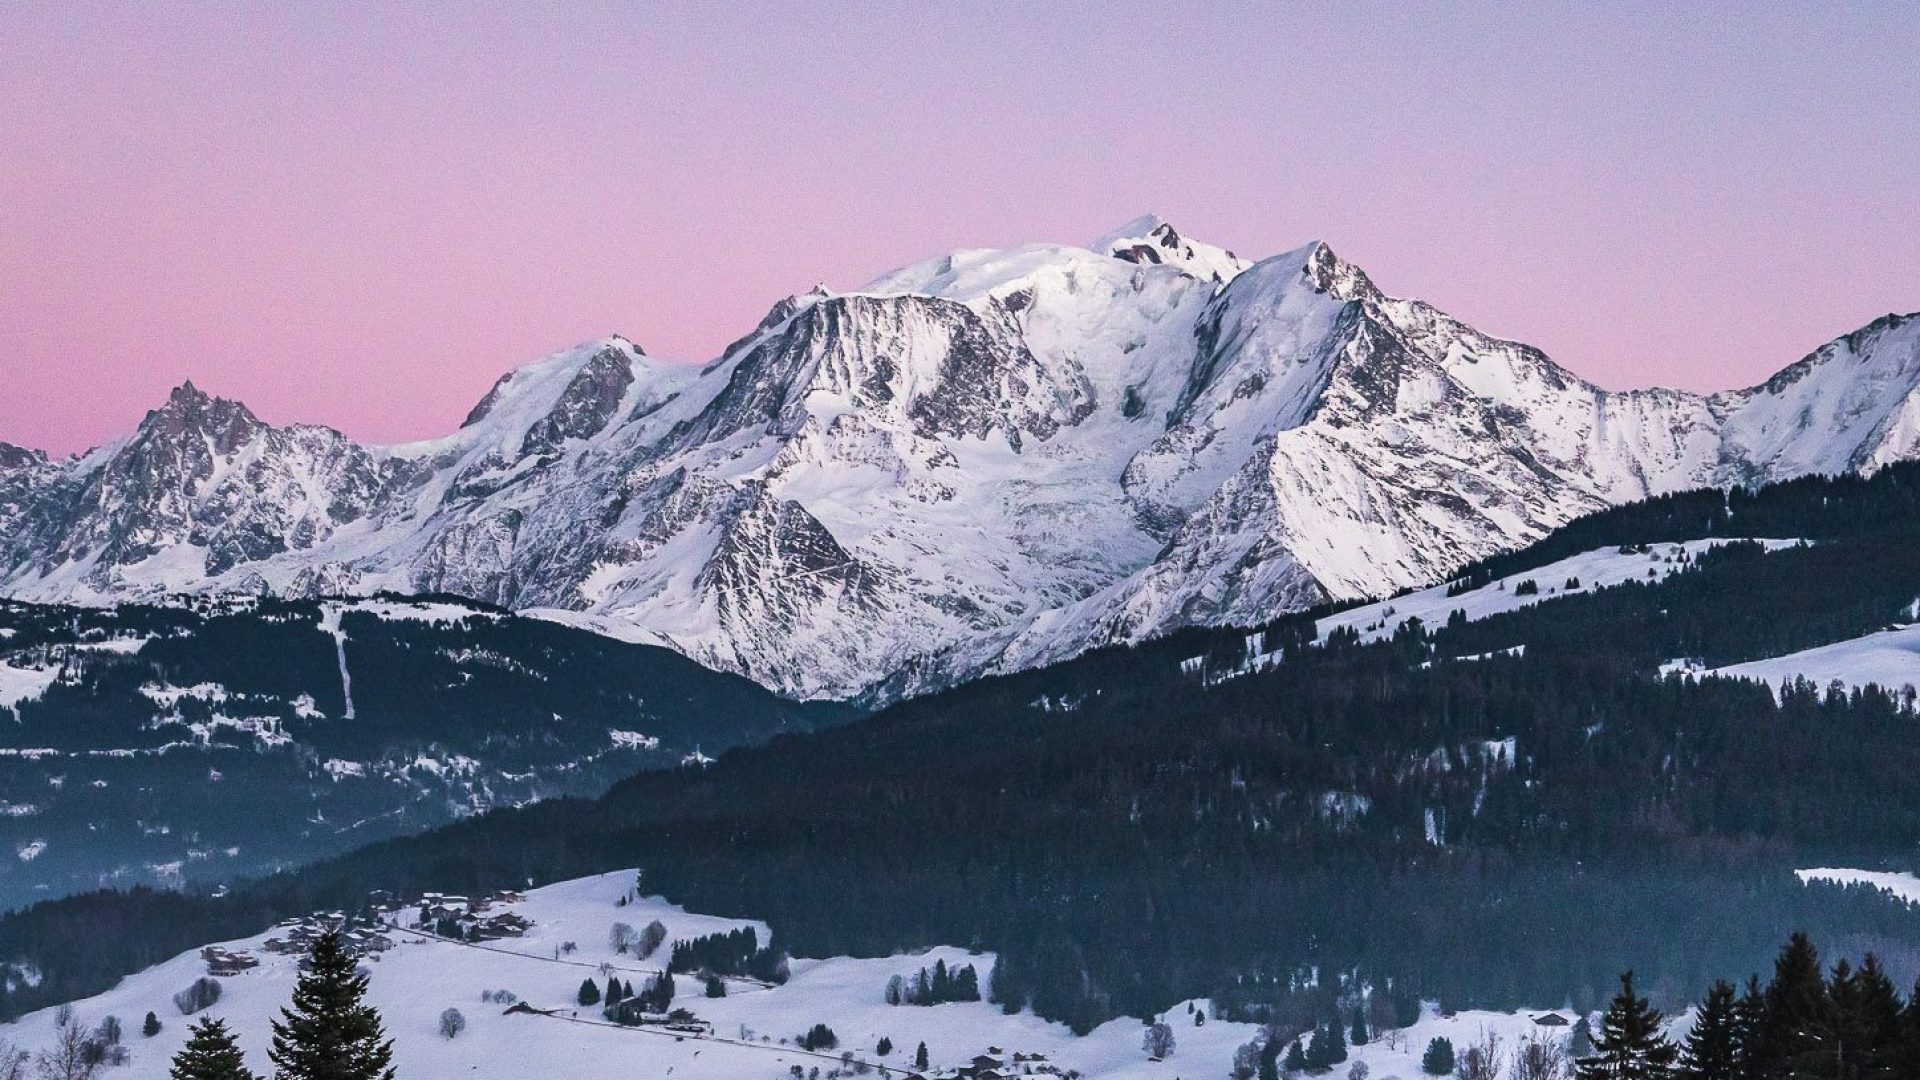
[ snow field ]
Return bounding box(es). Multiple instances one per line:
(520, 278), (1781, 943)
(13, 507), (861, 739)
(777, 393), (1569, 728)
(2, 870), (1607, 1079)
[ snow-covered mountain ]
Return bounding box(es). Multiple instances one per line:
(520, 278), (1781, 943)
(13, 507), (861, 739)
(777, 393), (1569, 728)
(2, 218), (1916, 700)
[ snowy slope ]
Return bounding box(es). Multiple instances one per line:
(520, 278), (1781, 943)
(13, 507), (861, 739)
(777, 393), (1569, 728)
(1706, 623), (1920, 697)
(1183, 539), (1802, 683)
(0, 869), (1604, 1080)
(0, 222), (1915, 701)
(1797, 868), (1920, 906)
(1319, 539), (1807, 646)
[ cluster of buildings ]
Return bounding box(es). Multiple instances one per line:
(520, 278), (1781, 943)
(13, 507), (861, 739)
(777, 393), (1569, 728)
(199, 885), (537, 979)
(199, 946), (258, 977)
(409, 888), (533, 941)
(261, 911), (395, 965)
(909, 1048), (1067, 1080)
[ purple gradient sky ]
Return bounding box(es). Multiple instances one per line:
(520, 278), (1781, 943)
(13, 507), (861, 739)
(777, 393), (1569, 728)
(3, 3), (1917, 456)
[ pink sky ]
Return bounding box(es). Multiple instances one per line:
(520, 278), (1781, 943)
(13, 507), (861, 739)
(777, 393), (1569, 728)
(3, 4), (1917, 456)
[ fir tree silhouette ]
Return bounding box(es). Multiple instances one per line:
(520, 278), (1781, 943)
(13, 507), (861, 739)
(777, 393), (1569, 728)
(171, 1015), (257, 1080)
(268, 930), (395, 1080)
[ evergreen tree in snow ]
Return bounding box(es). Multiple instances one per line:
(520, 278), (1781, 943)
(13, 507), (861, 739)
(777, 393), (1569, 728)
(1677, 981), (1737, 1080)
(1752, 932), (1827, 1076)
(1901, 979), (1920, 1070)
(1728, 977), (1764, 1073)
(170, 1016), (256, 1080)
(267, 930), (395, 1080)
(144, 1012), (162, 1038)
(1349, 1005), (1368, 1046)
(1827, 954), (1905, 1079)
(1256, 1033), (1281, 1080)
(1284, 1038), (1309, 1075)
(1421, 1037), (1455, 1076)
(914, 1041), (928, 1071)
(650, 969), (676, 1011)
(577, 978), (600, 1007)
(1575, 971), (1677, 1080)
(1570, 1018), (1595, 1060)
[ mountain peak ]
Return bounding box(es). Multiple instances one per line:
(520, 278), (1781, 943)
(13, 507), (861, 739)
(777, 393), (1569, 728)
(1093, 216), (1251, 285)
(141, 380), (261, 451)
(1089, 213), (1166, 251)
(0, 441), (48, 471)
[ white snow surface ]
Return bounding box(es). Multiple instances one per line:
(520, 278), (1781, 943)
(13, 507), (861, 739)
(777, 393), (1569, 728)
(1797, 868), (1920, 906)
(1192, 539), (1802, 683)
(1, 219), (1915, 703)
(1707, 623), (1920, 697)
(1320, 539), (1805, 645)
(0, 869), (1600, 1079)
(0, 663), (59, 716)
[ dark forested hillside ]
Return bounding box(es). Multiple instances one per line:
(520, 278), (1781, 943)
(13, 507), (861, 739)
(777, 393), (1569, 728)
(1435, 460), (1920, 593)
(11, 466), (1920, 1029)
(0, 595), (848, 909)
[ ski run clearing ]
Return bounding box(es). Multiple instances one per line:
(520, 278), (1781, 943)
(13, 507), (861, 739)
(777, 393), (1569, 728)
(4, 871), (1601, 1080)
(1189, 539), (1804, 683)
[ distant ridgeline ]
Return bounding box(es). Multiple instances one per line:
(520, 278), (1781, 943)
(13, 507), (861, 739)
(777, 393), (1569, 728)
(0, 594), (850, 910)
(11, 464), (1920, 1029)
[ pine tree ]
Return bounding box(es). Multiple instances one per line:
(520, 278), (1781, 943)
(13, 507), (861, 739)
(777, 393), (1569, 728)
(1420, 1036), (1455, 1076)
(654, 969), (676, 1010)
(1576, 971), (1678, 1080)
(1902, 979), (1920, 1071)
(875, 1036), (892, 1057)
(1678, 980), (1738, 1080)
(989, 955), (1021, 1015)
(577, 978), (600, 1007)
(1571, 1017), (1595, 1060)
(1350, 1005), (1369, 1046)
(1829, 954), (1903, 1078)
(144, 1012), (162, 1038)
(1326, 1018), (1348, 1064)
(1258, 1034), (1282, 1080)
(1730, 977), (1765, 1073)
(1306, 1024), (1332, 1070)
(1284, 1038), (1309, 1075)
(605, 975), (621, 1003)
(914, 1041), (929, 1071)
(170, 1016), (256, 1080)
(268, 930), (396, 1080)
(1754, 932), (1828, 1076)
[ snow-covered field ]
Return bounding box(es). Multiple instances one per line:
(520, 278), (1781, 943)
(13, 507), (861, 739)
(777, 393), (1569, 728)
(1193, 539), (1802, 683)
(0, 662), (58, 718)
(1319, 539), (1803, 646)
(1708, 624), (1920, 698)
(0, 871), (1591, 1079)
(1798, 868), (1920, 906)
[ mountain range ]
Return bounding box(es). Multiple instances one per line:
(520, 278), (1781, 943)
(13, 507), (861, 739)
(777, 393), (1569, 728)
(2, 215), (1916, 701)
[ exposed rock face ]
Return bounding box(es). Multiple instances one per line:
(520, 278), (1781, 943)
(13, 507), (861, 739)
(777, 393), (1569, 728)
(2, 224), (1916, 701)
